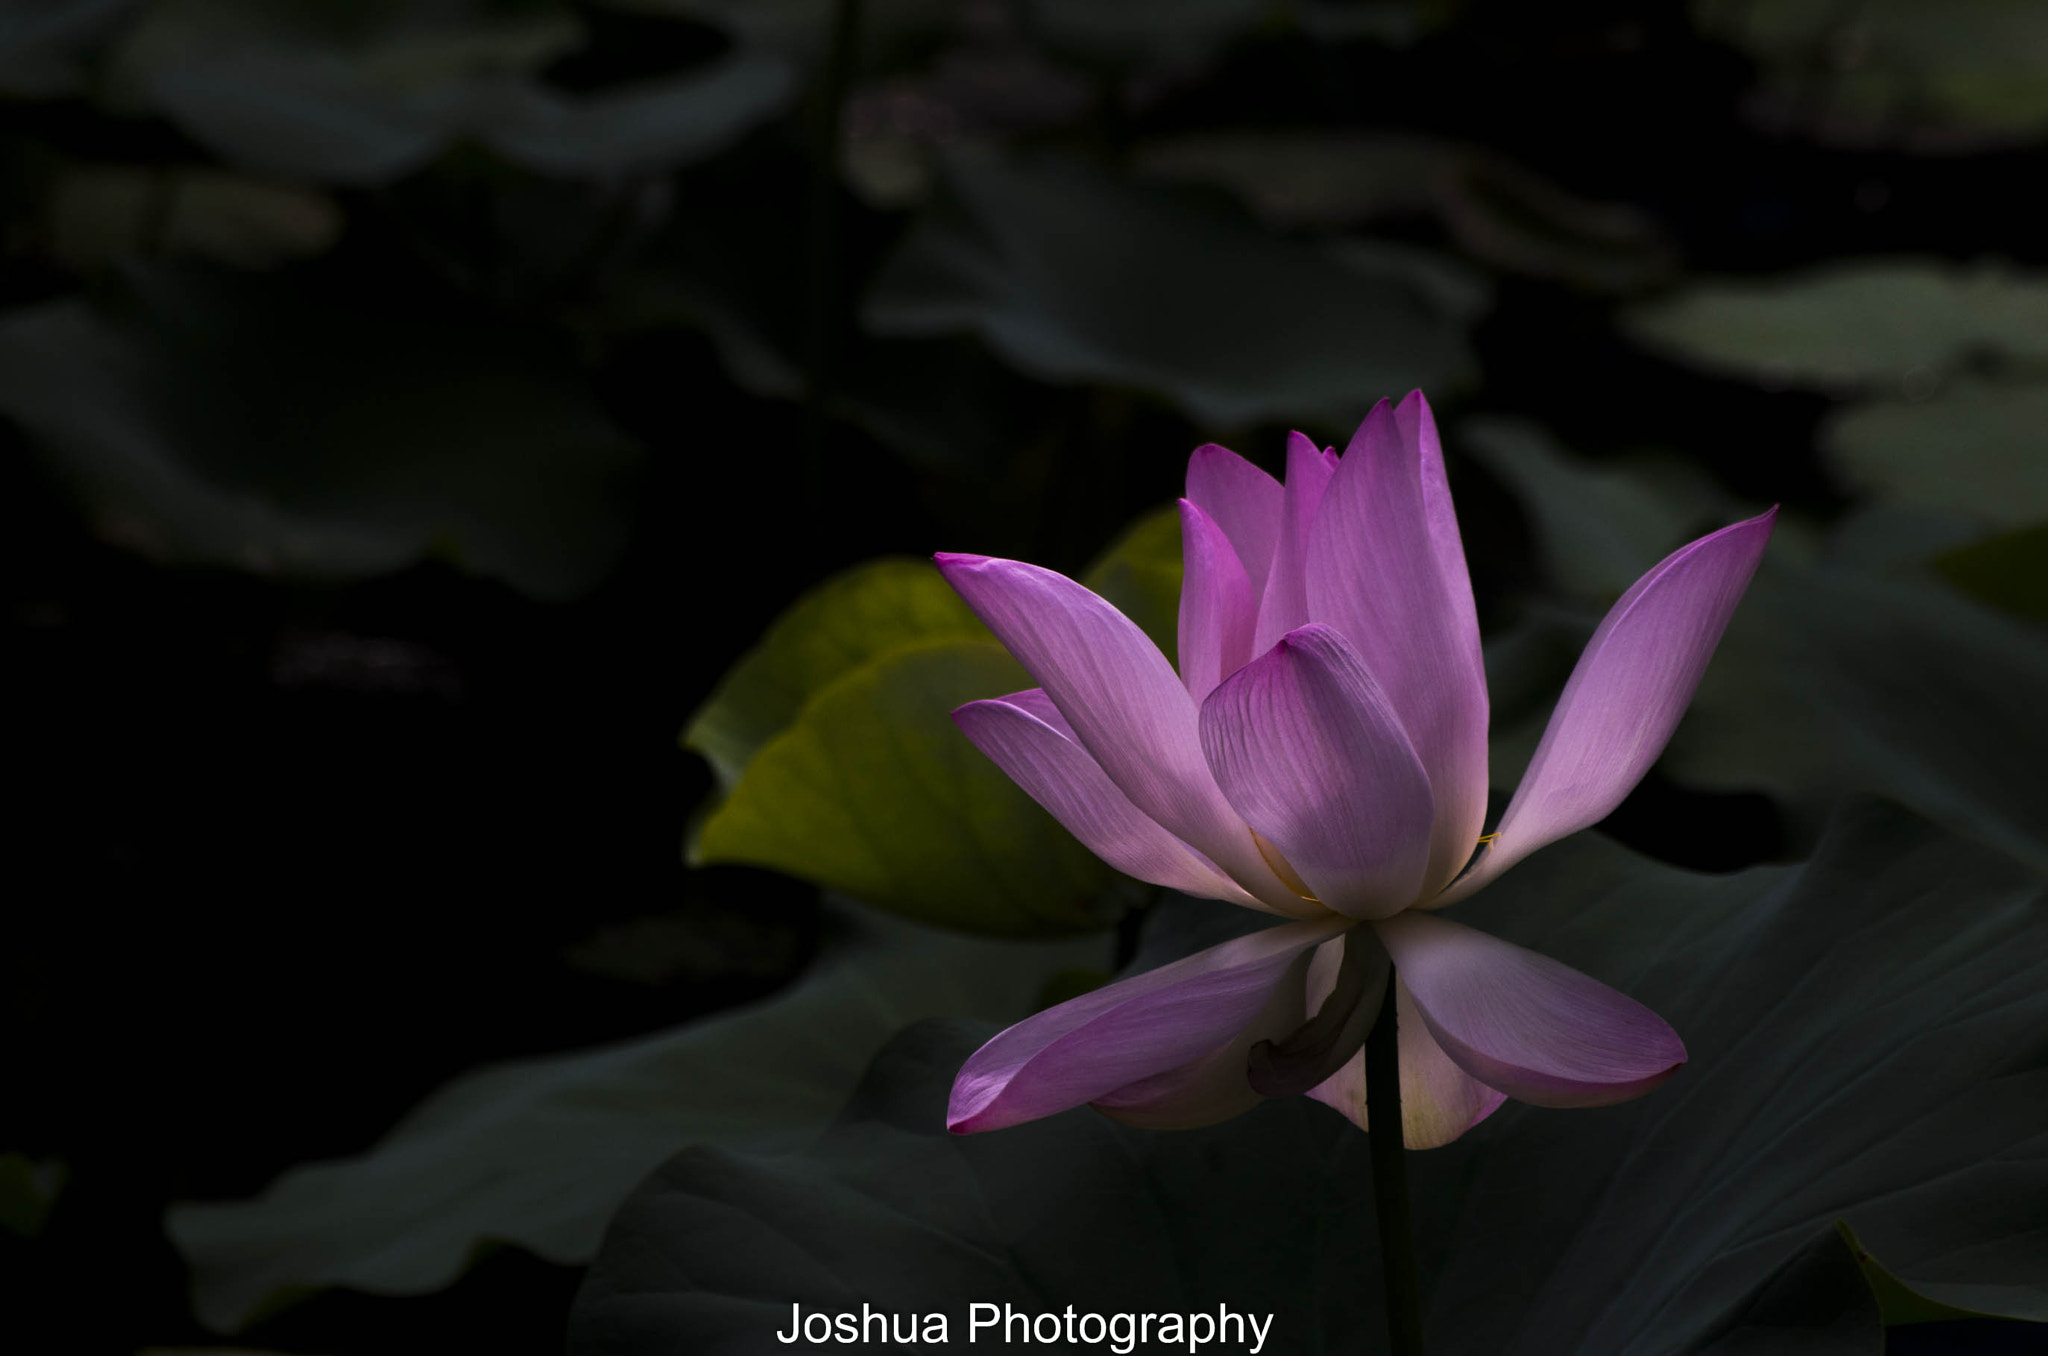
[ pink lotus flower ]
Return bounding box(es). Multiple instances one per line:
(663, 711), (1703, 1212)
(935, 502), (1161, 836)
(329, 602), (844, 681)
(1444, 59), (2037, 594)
(936, 392), (1773, 1147)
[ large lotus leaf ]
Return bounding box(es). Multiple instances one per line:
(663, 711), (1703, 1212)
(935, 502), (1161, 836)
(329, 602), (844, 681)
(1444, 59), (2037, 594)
(0, 264), (640, 599)
(1672, 563), (2048, 877)
(0, 0), (140, 97)
(693, 640), (1122, 935)
(683, 559), (987, 792)
(864, 152), (1477, 427)
(166, 905), (1109, 1333)
(570, 801), (2047, 1354)
(104, 0), (790, 184)
(1468, 418), (2048, 876)
(1695, 0), (2048, 145)
(1822, 377), (2048, 530)
(1691, 1225), (1883, 1354)
(1623, 259), (2048, 391)
(1137, 131), (1676, 292)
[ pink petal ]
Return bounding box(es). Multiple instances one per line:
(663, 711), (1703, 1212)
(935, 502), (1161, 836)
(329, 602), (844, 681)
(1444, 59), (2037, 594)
(1305, 393), (1489, 896)
(1443, 508), (1776, 901)
(1091, 948), (1312, 1130)
(1198, 623), (1435, 919)
(1186, 443), (1283, 600)
(1373, 912), (1685, 1108)
(1308, 978), (1508, 1149)
(936, 553), (1305, 913)
(1176, 500), (1258, 705)
(947, 914), (1352, 1133)
(1251, 432), (1337, 656)
(953, 691), (1263, 908)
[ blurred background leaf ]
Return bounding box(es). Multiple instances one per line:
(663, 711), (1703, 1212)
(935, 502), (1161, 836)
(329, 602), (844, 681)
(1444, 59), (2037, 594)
(0, 0), (141, 98)
(1137, 130), (1678, 293)
(98, 0), (792, 186)
(683, 513), (1180, 933)
(166, 903), (1108, 1333)
(682, 557), (983, 792)
(692, 637), (1122, 934)
(865, 151), (1479, 428)
(0, 1153), (68, 1238)
(1696, 0), (2048, 148)
(1622, 259), (2048, 391)
(1821, 376), (2048, 529)
(0, 263), (641, 598)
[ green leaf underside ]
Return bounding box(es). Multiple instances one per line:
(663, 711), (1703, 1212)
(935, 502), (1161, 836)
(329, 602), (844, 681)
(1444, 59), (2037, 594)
(572, 801), (2048, 1355)
(685, 509), (1183, 790)
(166, 906), (1109, 1333)
(682, 510), (1183, 933)
(694, 639), (1117, 935)
(683, 559), (987, 792)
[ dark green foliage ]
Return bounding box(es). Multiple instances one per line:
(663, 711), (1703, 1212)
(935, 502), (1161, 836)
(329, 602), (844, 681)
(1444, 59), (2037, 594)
(572, 803), (2047, 1355)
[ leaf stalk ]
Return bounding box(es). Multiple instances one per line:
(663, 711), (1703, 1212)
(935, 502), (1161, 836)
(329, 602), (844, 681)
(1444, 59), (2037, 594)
(1367, 965), (1425, 1356)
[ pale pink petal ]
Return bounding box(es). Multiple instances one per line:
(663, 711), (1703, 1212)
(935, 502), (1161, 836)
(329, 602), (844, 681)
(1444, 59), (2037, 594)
(1176, 499), (1257, 705)
(1441, 509), (1776, 902)
(935, 553), (1305, 913)
(954, 692), (1262, 908)
(1198, 624), (1435, 919)
(1186, 443), (1283, 599)
(1305, 393), (1489, 896)
(1251, 432), (1338, 655)
(1373, 912), (1685, 1108)
(1308, 978), (1508, 1149)
(1091, 946), (1312, 1130)
(948, 914), (1352, 1133)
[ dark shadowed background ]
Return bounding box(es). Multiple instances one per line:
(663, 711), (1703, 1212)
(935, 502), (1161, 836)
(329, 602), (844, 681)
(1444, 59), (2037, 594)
(4, 2), (2045, 1353)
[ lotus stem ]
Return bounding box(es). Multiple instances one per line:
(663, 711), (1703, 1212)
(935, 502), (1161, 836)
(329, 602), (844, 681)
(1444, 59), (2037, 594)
(1368, 964), (1424, 1355)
